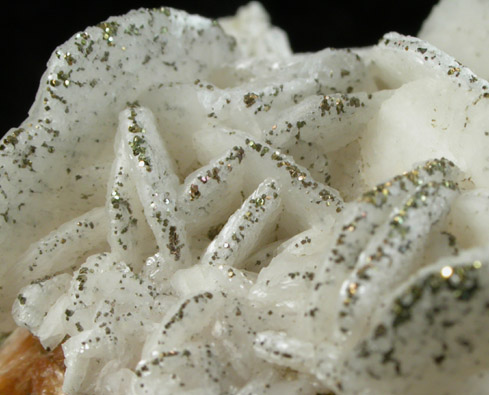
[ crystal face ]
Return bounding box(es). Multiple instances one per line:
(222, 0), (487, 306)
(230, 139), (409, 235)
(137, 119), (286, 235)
(2, 1), (489, 394)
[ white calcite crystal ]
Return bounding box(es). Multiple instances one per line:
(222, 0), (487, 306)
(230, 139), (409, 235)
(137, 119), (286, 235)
(419, 0), (489, 80)
(2, 1), (489, 394)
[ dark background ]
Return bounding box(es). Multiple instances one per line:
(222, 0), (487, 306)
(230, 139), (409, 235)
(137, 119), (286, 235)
(3, 0), (439, 133)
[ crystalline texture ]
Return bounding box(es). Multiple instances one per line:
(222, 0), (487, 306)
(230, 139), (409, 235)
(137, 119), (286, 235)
(2, 1), (489, 394)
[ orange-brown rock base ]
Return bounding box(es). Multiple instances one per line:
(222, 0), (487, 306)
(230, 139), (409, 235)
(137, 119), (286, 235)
(0, 328), (65, 395)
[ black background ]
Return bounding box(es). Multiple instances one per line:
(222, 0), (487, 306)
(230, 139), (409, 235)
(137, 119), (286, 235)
(3, 0), (439, 133)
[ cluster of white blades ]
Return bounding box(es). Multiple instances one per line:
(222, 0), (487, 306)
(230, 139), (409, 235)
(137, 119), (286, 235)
(2, 1), (489, 394)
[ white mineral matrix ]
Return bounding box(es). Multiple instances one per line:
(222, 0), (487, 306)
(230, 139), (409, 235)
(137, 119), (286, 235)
(1, 1), (489, 394)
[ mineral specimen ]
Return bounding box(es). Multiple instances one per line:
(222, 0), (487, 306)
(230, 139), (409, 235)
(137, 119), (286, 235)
(1, 1), (489, 394)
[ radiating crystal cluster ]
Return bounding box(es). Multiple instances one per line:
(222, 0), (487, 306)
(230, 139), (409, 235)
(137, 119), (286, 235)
(1, 1), (489, 394)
